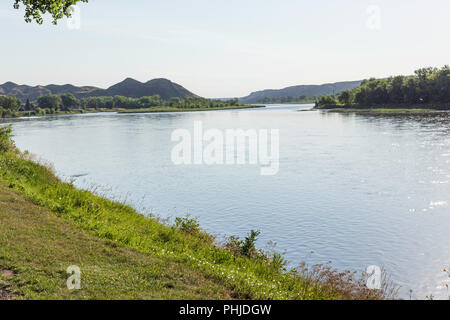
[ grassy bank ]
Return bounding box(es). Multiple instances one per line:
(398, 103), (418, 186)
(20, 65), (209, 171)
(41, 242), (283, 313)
(0, 126), (390, 300)
(0, 184), (233, 299)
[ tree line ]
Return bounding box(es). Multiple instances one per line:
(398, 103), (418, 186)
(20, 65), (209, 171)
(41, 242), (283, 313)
(0, 93), (241, 117)
(0, 96), (22, 118)
(316, 66), (450, 108)
(79, 95), (240, 110)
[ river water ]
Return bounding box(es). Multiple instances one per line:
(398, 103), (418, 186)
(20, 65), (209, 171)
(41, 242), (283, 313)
(5, 104), (450, 299)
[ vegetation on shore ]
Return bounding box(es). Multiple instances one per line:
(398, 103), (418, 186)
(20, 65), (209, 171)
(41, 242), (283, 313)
(0, 125), (394, 300)
(0, 94), (259, 119)
(0, 184), (233, 299)
(79, 96), (242, 110)
(315, 66), (449, 110)
(325, 108), (450, 115)
(117, 105), (264, 113)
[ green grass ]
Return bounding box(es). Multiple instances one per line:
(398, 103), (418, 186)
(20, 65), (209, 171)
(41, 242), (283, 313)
(0, 185), (232, 300)
(0, 126), (388, 300)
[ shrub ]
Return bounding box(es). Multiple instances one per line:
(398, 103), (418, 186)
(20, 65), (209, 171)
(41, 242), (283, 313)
(0, 125), (15, 153)
(225, 230), (262, 258)
(0, 108), (17, 118)
(271, 252), (288, 272)
(317, 95), (337, 107)
(337, 90), (353, 105)
(174, 214), (201, 235)
(241, 230), (260, 257)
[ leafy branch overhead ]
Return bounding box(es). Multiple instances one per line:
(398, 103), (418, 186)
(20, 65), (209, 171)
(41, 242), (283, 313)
(13, 0), (88, 24)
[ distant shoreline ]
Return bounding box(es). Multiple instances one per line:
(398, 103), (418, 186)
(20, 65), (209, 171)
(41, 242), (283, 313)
(317, 107), (450, 115)
(315, 102), (450, 115)
(4, 105), (265, 120)
(117, 105), (265, 114)
(248, 100), (315, 105)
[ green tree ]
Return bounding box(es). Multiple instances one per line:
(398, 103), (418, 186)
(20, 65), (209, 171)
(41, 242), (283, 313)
(353, 86), (368, 105)
(13, 0), (89, 24)
(387, 76), (405, 104)
(60, 93), (80, 111)
(403, 77), (418, 104)
(337, 90), (352, 105)
(24, 98), (32, 111)
(317, 95), (337, 107)
(169, 97), (182, 107)
(37, 95), (62, 110)
(431, 65), (450, 103)
(138, 95), (161, 108)
(317, 66), (449, 108)
(0, 96), (21, 111)
(0, 125), (15, 153)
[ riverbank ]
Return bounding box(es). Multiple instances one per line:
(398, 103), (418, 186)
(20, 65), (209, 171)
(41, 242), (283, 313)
(0, 125), (391, 300)
(315, 103), (450, 115)
(322, 108), (450, 115)
(117, 105), (264, 114)
(0, 184), (234, 299)
(3, 105), (264, 120)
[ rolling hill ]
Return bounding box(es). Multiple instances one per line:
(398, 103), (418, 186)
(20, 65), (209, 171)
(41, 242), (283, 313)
(239, 80), (362, 104)
(0, 78), (198, 101)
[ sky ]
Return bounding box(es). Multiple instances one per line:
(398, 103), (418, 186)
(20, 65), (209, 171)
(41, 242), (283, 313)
(0, 0), (449, 98)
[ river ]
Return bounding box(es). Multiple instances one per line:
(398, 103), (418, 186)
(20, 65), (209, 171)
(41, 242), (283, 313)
(5, 104), (450, 299)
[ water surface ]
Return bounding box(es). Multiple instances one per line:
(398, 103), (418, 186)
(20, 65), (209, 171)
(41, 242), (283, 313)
(6, 105), (450, 299)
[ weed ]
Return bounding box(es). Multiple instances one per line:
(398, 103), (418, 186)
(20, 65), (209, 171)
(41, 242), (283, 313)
(174, 214), (201, 235)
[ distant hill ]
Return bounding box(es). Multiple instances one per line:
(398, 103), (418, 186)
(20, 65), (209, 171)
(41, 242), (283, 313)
(0, 78), (198, 101)
(0, 82), (98, 101)
(86, 78), (198, 100)
(239, 80), (362, 104)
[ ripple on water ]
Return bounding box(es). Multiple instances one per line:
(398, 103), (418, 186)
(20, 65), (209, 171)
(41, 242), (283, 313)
(7, 107), (450, 299)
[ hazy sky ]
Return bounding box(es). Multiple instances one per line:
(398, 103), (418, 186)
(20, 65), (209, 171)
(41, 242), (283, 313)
(1, 0), (449, 97)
